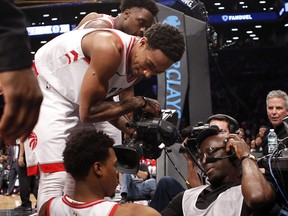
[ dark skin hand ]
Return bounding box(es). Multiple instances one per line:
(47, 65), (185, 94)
(181, 137), (202, 187)
(0, 69), (43, 143)
(225, 134), (275, 209)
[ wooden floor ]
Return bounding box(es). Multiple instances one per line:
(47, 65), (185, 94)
(0, 194), (37, 216)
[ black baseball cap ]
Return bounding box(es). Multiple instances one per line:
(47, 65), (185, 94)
(196, 126), (220, 148)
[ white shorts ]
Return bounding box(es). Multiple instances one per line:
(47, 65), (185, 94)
(37, 170), (66, 212)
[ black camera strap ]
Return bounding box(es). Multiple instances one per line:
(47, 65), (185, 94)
(164, 148), (188, 185)
(164, 147), (206, 187)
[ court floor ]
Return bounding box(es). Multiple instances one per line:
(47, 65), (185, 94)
(0, 194), (37, 216)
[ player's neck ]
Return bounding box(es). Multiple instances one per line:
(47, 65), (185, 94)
(72, 182), (105, 202)
(126, 39), (140, 80)
(113, 15), (121, 31)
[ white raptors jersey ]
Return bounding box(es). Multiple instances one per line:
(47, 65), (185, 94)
(25, 28), (139, 175)
(47, 195), (119, 216)
(182, 185), (243, 216)
(78, 14), (116, 30)
(77, 14), (122, 147)
(35, 28), (139, 103)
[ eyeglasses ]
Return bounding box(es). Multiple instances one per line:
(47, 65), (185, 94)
(198, 146), (226, 163)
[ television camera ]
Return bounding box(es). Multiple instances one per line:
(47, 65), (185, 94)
(179, 121), (211, 157)
(124, 109), (181, 160)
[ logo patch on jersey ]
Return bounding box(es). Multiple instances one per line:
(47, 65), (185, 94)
(28, 132), (38, 150)
(65, 50), (79, 64)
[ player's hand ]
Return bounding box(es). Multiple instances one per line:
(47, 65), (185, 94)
(141, 97), (161, 117)
(18, 155), (25, 167)
(0, 68), (43, 143)
(123, 128), (137, 141)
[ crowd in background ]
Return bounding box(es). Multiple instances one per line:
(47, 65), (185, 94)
(209, 45), (288, 143)
(135, 45), (288, 149)
(0, 141), (18, 195)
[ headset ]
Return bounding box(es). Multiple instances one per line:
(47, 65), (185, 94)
(205, 138), (236, 163)
(170, 116), (239, 184)
(207, 114), (240, 134)
(195, 126), (236, 164)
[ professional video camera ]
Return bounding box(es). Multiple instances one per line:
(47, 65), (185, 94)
(179, 122), (211, 156)
(124, 109), (180, 160)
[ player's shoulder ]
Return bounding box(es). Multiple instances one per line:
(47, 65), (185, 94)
(114, 203), (160, 216)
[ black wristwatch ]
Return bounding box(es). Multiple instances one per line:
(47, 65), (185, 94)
(241, 153), (256, 162)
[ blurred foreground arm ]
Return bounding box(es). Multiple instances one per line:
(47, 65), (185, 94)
(0, 70), (42, 142)
(0, 0), (43, 142)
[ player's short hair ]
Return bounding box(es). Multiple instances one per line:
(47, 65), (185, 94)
(63, 129), (114, 180)
(119, 0), (159, 16)
(145, 23), (185, 62)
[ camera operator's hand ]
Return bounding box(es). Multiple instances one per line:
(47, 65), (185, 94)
(181, 137), (202, 188)
(141, 97), (161, 117)
(225, 134), (251, 160)
(181, 137), (193, 161)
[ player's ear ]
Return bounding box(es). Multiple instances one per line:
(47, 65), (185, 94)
(93, 162), (102, 175)
(123, 9), (131, 20)
(139, 37), (148, 47)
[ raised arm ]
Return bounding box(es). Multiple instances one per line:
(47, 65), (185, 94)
(181, 138), (203, 188)
(241, 157), (275, 209)
(226, 134), (275, 209)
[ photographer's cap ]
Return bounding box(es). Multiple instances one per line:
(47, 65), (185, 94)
(195, 126), (220, 148)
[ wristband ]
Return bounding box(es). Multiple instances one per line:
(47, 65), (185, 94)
(141, 96), (147, 109)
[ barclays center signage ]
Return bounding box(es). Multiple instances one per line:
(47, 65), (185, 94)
(161, 15), (187, 121)
(158, 13), (188, 123)
(209, 12), (278, 24)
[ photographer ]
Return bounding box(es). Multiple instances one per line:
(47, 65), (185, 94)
(161, 128), (276, 216)
(149, 114), (240, 212)
(185, 114), (240, 186)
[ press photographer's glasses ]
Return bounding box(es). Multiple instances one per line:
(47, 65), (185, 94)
(199, 146), (226, 163)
